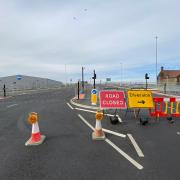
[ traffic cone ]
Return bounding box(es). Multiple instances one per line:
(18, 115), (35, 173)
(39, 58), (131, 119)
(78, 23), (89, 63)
(25, 112), (46, 146)
(92, 111), (105, 140)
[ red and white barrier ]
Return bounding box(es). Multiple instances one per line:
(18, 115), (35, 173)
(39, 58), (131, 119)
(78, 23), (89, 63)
(149, 97), (180, 118)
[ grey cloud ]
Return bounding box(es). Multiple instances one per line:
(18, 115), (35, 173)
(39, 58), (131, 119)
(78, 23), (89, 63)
(0, 0), (180, 82)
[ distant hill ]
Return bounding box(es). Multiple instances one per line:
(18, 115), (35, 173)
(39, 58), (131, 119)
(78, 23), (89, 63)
(0, 75), (63, 91)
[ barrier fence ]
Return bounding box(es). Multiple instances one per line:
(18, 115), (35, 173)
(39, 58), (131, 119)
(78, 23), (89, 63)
(149, 97), (180, 118)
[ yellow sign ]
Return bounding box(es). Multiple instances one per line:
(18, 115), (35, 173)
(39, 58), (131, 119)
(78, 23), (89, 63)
(127, 90), (154, 108)
(91, 94), (97, 105)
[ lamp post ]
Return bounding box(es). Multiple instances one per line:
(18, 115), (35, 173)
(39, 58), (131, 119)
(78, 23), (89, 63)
(82, 66), (85, 91)
(120, 63), (123, 86)
(155, 36), (158, 87)
(65, 64), (67, 87)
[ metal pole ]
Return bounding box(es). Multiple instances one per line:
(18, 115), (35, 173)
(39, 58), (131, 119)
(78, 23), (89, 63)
(120, 63), (123, 86)
(155, 36), (158, 87)
(146, 79), (148, 90)
(77, 81), (80, 100)
(82, 67), (84, 90)
(93, 70), (96, 89)
(3, 84), (6, 97)
(65, 64), (67, 87)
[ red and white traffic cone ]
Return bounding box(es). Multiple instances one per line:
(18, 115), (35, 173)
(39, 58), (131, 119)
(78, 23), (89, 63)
(92, 112), (105, 140)
(25, 112), (45, 146)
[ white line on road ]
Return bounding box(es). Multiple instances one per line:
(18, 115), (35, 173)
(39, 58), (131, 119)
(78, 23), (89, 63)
(7, 104), (18, 108)
(127, 134), (144, 157)
(102, 128), (126, 138)
(75, 108), (123, 122)
(77, 114), (143, 170)
(75, 107), (115, 116)
(118, 116), (123, 123)
(105, 138), (144, 170)
(66, 102), (74, 110)
(76, 108), (96, 113)
(78, 113), (125, 138)
(78, 114), (94, 130)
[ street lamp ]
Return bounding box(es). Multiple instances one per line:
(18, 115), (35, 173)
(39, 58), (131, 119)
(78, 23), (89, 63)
(120, 63), (123, 86)
(65, 64), (67, 86)
(82, 66), (85, 90)
(155, 36), (158, 87)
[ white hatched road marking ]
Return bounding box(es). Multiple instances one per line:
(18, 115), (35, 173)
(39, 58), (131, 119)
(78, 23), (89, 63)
(76, 107), (96, 114)
(102, 128), (126, 138)
(7, 104), (18, 108)
(66, 102), (74, 110)
(78, 114), (94, 130)
(105, 138), (143, 170)
(77, 114), (143, 170)
(75, 107), (123, 122)
(127, 134), (144, 157)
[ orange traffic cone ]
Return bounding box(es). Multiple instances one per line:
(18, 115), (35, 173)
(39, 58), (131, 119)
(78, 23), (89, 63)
(92, 111), (105, 140)
(25, 112), (46, 146)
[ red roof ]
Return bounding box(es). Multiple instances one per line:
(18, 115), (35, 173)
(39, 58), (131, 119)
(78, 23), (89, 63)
(158, 70), (180, 78)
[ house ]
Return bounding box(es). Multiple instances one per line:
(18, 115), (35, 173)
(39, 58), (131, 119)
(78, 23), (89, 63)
(157, 66), (180, 85)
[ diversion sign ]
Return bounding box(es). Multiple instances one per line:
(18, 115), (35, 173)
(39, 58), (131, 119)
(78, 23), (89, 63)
(99, 90), (127, 109)
(127, 90), (154, 108)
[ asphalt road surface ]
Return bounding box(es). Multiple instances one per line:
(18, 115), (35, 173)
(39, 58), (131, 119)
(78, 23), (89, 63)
(0, 87), (180, 180)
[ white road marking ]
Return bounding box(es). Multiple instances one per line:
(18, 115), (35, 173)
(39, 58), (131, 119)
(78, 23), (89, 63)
(77, 114), (143, 170)
(118, 116), (123, 123)
(70, 98), (98, 110)
(102, 128), (126, 138)
(105, 138), (144, 170)
(78, 114), (94, 130)
(7, 104), (18, 108)
(127, 134), (144, 157)
(75, 107), (123, 122)
(66, 102), (74, 110)
(75, 108), (96, 113)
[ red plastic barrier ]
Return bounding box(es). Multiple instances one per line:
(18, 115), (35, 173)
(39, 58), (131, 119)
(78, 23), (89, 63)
(171, 98), (180, 117)
(149, 97), (180, 118)
(149, 97), (168, 117)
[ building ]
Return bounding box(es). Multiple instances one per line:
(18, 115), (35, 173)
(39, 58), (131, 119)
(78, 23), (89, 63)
(157, 66), (180, 85)
(0, 75), (63, 91)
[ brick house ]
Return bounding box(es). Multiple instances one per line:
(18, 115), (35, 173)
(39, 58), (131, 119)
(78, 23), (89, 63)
(157, 66), (180, 85)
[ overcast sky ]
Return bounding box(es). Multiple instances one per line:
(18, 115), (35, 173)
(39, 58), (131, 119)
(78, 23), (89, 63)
(0, 0), (180, 83)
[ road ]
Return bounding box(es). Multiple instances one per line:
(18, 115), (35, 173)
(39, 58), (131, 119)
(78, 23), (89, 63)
(0, 88), (180, 180)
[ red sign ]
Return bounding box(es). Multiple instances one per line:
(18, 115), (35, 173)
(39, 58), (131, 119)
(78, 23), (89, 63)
(99, 90), (127, 109)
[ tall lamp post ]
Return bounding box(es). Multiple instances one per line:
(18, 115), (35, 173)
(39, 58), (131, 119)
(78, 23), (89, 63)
(155, 36), (158, 87)
(65, 64), (67, 87)
(82, 66), (85, 91)
(120, 63), (123, 86)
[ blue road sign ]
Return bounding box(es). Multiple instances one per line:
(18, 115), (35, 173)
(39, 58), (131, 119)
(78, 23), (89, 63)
(91, 89), (97, 94)
(16, 75), (22, 80)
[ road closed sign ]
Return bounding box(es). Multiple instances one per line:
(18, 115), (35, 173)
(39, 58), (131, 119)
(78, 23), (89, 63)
(99, 90), (127, 109)
(127, 90), (154, 108)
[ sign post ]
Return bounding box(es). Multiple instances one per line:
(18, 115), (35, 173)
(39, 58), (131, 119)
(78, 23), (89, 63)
(3, 84), (6, 97)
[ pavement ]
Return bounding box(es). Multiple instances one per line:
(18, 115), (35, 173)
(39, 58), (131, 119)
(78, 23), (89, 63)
(0, 87), (180, 179)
